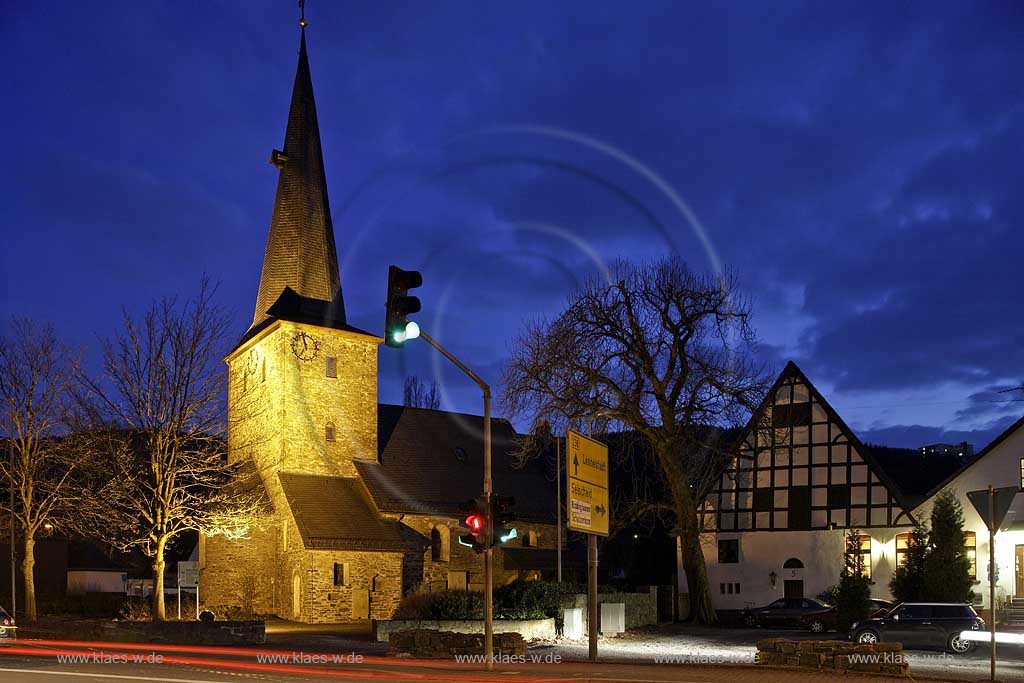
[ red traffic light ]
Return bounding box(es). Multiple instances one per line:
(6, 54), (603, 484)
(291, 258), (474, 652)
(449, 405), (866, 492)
(465, 514), (483, 531)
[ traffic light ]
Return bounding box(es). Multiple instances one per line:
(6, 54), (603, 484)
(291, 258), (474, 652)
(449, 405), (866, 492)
(384, 265), (423, 348)
(491, 495), (517, 546)
(458, 496), (488, 553)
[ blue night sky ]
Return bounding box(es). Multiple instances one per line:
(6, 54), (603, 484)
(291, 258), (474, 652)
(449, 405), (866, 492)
(2, 1), (1021, 450)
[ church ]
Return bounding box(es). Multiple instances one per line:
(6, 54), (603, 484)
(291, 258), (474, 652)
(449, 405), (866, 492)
(199, 26), (558, 623)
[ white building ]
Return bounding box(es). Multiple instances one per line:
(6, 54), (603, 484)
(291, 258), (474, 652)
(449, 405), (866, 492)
(912, 414), (1024, 610)
(702, 361), (1022, 612)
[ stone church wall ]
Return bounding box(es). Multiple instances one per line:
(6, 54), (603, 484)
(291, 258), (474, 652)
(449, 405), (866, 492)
(397, 514), (560, 594)
(284, 549), (403, 623)
(200, 521), (279, 618)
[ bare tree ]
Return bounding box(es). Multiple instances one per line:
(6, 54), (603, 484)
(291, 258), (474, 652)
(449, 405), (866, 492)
(0, 318), (81, 620)
(78, 278), (266, 620)
(503, 258), (769, 623)
(403, 375), (440, 410)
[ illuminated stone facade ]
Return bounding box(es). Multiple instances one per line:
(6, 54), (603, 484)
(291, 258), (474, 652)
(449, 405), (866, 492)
(200, 27), (557, 624)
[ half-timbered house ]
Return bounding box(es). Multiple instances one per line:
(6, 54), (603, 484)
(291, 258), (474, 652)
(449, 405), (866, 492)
(702, 362), (919, 609)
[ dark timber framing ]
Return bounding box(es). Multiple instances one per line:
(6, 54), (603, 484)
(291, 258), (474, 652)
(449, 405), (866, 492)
(706, 361), (917, 533)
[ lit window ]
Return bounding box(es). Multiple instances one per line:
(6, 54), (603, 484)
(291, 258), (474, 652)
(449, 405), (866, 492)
(845, 535), (872, 579)
(965, 531), (977, 579)
(895, 533), (911, 568)
(325, 422), (336, 442)
(326, 356), (337, 379)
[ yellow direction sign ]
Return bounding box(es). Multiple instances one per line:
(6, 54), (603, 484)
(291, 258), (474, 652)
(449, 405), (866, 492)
(567, 429), (609, 536)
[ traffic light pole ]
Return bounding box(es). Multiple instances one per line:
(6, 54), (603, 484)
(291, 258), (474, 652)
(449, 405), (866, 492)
(418, 329), (494, 670)
(9, 441), (15, 621)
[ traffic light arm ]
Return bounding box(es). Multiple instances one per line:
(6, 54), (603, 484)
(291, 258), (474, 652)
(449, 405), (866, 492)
(415, 326), (494, 670)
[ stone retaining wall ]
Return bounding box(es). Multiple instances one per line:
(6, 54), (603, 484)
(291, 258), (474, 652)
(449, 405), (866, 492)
(373, 618), (555, 642)
(23, 619), (265, 646)
(388, 629), (526, 659)
(756, 638), (909, 676)
(561, 587), (661, 632)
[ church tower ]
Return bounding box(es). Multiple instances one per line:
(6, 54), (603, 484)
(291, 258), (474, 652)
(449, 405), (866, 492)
(202, 24), (407, 623)
(225, 27), (381, 483)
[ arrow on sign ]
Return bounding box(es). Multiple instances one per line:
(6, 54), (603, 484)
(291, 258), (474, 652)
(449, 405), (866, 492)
(573, 454), (579, 476)
(595, 504), (606, 516)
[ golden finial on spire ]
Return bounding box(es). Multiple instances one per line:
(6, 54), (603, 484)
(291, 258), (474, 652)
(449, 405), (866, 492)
(299, 0), (307, 28)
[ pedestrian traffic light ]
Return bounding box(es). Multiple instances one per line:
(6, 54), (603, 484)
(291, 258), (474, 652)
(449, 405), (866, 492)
(384, 265), (423, 348)
(491, 495), (517, 546)
(458, 496), (489, 553)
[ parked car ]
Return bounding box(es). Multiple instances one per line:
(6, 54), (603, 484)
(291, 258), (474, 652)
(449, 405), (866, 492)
(800, 598), (896, 633)
(0, 605), (16, 642)
(848, 602), (983, 654)
(742, 598), (833, 628)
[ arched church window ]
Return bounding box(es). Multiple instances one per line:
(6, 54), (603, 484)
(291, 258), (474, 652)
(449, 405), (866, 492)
(326, 356), (337, 378)
(325, 422), (336, 442)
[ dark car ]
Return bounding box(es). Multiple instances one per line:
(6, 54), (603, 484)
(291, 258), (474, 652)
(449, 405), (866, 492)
(743, 598), (832, 628)
(0, 605), (15, 642)
(800, 598), (896, 633)
(849, 602), (983, 654)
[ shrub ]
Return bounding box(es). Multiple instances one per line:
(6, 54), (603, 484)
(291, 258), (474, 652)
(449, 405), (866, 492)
(835, 531), (872, 630)
(427, 590), (484, 619)
(392, 581), (581, 622)
(119, 598), (152, 622)
(924, 490), (975, 603)
(392, 590), (484, 620)
(890, 522), (929, 603)
(816, 585), (839, 605)
(494, 580), (552, 619)
(495, 580), (583, 622)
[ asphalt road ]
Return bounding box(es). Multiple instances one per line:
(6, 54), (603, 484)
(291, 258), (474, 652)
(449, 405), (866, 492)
(0, 639), (896, 683)
(0, 622), (1020, 683)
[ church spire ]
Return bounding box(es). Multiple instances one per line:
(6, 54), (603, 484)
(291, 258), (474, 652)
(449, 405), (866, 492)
(252, 21), (344, 328)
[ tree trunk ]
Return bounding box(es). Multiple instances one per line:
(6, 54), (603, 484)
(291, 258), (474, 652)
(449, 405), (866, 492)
(673, 482), (717, 624)
(151, 538), (167, 621)
(21, 535), (36, 621)
(680, 520), (716, 623)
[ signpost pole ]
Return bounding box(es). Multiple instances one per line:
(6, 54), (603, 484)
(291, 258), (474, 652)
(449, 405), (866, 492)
(566, 426), (609, 663)
(588, 534), (598, 661)
(989, 485), (996, 683)
(483, 388), (493, 671)
(586, 421), (598, 663)
(177, 578), (181, 621)
(557, 435), (562, 584)
(8, 441), (15, 621)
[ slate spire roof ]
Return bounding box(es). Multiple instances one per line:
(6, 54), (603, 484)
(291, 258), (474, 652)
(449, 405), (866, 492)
(252, 28), (344, 328)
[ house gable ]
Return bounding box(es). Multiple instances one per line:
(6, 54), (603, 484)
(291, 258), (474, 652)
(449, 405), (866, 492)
(707, 361), (916, 533)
